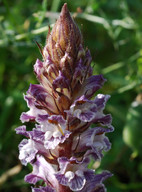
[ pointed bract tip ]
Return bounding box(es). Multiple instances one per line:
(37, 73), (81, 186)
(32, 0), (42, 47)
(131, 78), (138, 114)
(62, 3), (68, 11)
(60, 3), (70, 18)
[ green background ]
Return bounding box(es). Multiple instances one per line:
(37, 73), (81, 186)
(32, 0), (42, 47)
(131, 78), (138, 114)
(0, 0), (142, 191)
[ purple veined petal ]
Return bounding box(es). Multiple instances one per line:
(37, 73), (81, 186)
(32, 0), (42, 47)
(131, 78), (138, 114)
(36, 114), (49, 122)
(20, 107), (47, 123)
(72, 58), (88, 82)
(15, 126), (44, 141)
(52, 71), (70, 96)
(15, 125), (29, 137)
(48, 115), (66, 125)
(55, 173), (68, 186)
(72, 49), (92, 88)
(92, 134), (111, 152)
(68, 169), (97, 191)
(65, 95), (95, 122)
(34, 59), (56, 93)
(83, 169), (96, 181)
(66, 94), (112, 128)
(78, 75), (107, 99)
(91, 94), (112, 126)
(92, 126), (113, 134)
(78, 171), (112, 192)
(64, 98), (94, 122)
(93, 114), (112, 127)
(103, 136), (111, 152)
(56, 170), (94, 191)
(56, 171), (86, 191)
(36, 115), (71, 149)
(24, 94), (35, 108)
(84, 128), (111, 154)
(27, 84), (59, 114)
(25, 173), (41, 185)
(18, 139), (38, 166)
(20, 94), (36, 123)
(71, 96), (96, 122)
(29, 128), (45, 141)
(57, 156), (70, 173)
(83, 127), (113, 160)
(34, 59), (44, 80)
(93, 94), (110, 111)
(20, 94), (47, 123)
(27, 84), (46, 99)
(16, 124), (45, 141)
(44, 130), (71, 149)
(73, 58), (84, 79)
(67, 170), (86, 191)
(32, 186), (56, 192)
(18, 127), (51, 165)
(20, 112), (36, 123)
(75, 110), (95, 122)
(73, 127), (111, 161)
(44, 61), (59, 83)
(57, 156), (89, 175)
(25, 155), (59, 189)
(37, 114), (65, 133)
(55, 157), (91, 191)
(93, 171), (113, 184)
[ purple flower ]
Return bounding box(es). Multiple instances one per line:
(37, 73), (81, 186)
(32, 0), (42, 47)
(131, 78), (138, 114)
(16, 3), (113, 192)
(78, 171), (113, 192)
(55, 157), (93, 191)
(72, 127), (112, 161)
(66, 94), (111, 123)
(36, 115), (71, 149)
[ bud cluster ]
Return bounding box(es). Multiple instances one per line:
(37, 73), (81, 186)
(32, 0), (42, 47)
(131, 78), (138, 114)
(16, 4), (113, 192)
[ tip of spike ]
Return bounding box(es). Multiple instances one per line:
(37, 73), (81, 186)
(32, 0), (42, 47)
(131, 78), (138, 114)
(62, 3), (68, 11)
(43, 3), (83, 77)
(60, 3), (70, 18)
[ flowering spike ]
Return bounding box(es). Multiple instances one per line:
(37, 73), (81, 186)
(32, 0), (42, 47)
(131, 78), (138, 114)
(16, 3), (113, 192)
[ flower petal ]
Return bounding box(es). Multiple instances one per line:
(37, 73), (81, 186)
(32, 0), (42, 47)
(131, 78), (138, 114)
(79, 75), (106, 99)
(32, 186), (56, 192)
(78, 171), (112, 192)
(25, 155), (58, 189)
(18, 139), (38, 166)
(73, 127), (112, 160)
(66, 94), (112, 127)
(28, 84), (59, 114)
(55, 157), (92, 191)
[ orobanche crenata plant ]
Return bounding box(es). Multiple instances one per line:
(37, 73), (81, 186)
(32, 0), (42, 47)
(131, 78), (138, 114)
(16, 4), (114, 192)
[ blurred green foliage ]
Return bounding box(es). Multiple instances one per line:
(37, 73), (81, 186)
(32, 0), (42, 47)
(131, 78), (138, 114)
(0, 0), (142, 191)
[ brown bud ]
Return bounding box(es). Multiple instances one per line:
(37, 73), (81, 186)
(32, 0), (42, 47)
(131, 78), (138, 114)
(43, 3), (83, 78)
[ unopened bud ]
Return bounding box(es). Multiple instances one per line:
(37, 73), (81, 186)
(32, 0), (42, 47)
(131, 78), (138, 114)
(43, 3), (83, 78)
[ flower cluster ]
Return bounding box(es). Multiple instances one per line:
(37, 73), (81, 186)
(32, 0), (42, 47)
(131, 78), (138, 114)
(16, 4), (113, 192)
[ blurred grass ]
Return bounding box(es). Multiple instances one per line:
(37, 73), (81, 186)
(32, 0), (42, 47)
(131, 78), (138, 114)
(0, 0), (142, 191)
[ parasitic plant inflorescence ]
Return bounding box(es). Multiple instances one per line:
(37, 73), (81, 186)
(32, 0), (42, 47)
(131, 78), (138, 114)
(16, 4), (114, 192)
